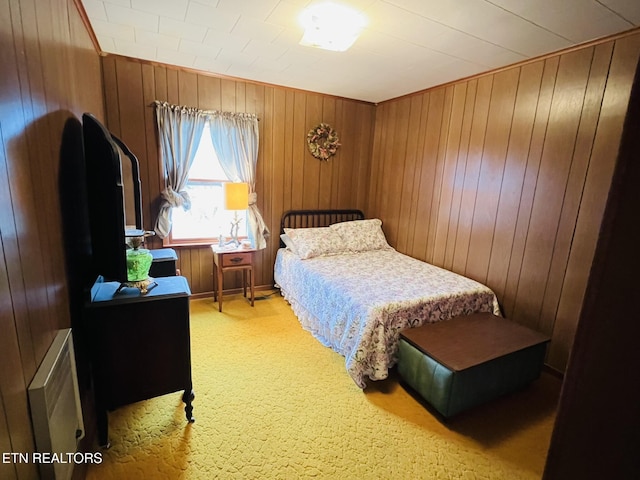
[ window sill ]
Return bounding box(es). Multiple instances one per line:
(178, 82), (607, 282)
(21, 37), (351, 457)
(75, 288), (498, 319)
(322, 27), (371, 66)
(162, 237), (248, 248)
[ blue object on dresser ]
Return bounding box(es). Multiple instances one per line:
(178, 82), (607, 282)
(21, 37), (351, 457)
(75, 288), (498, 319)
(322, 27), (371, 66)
(149, 248), (178, 277)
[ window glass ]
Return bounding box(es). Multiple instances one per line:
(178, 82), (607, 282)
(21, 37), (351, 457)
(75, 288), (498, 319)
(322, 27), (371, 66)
(167, 123), (247, 245)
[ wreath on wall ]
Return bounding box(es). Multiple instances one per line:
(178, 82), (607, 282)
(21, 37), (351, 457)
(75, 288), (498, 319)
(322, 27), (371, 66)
(307, 123), (341, 161)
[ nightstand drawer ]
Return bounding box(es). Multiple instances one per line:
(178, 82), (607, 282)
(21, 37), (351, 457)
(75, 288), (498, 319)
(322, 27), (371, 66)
(221, 252), (252, 267)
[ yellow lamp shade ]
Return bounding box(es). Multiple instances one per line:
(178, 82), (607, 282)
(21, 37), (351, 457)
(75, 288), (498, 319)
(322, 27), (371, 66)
(223, 182), (249, 210)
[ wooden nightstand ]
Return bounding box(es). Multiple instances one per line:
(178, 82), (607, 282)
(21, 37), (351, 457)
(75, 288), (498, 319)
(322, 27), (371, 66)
(211, 246), (256, 312)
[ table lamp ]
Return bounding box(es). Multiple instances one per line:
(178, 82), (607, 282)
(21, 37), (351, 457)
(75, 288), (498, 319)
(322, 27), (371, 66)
(223, 182), (249, 247)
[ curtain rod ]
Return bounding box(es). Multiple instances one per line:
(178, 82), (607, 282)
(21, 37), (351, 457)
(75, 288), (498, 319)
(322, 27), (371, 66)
(149, 101), (259, 120)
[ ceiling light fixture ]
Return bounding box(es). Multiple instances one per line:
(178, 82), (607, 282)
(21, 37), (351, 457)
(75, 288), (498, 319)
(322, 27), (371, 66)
(298, 2), (367, 52)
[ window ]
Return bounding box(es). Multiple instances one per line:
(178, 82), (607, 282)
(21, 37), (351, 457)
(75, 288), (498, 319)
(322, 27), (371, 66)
(165, 122), (247, 246)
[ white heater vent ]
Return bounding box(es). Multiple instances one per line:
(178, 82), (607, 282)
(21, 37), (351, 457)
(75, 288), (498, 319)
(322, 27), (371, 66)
(28, 328), (85, 480)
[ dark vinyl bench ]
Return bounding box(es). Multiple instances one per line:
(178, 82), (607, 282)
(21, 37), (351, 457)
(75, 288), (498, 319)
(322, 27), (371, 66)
(397, 313), (550, 418)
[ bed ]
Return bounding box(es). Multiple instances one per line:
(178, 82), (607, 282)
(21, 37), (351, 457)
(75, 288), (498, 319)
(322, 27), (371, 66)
(274, 209), (501, 388)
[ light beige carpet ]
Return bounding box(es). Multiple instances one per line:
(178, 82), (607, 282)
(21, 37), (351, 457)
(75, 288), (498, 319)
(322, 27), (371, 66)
(86, 293), (561, 479)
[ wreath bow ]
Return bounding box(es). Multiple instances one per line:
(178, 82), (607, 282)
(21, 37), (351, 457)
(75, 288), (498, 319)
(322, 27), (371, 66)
(307, 123), (340, 161)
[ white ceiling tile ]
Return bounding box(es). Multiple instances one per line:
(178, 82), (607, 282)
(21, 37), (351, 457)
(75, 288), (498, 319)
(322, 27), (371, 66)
(430, 29), (527, 67)
(364, 2), (451, 44)
(270, 27), (316, 52)
(412, 49), (461, 71)
(203, 30), (251, 53)
(113, 37), (157, 59)
(224, 64), (263, 81)
(95, 36), (116, 53)
(185, 2), (240, 30)
(345, 0), (380, 11)
(386, 0), (495, 27)
(158, 17), (207, 43)
(385, 0), (570, 56)
(283, 0), (317, 6)
(355, 31), (455, 69)
(216, 49), (258, 68)
(81, 0), (640, 103)
(251, 56), (291, 73)
(354, 29), (411, 56)
(277, 49), (327, 69)
(558, 4), (631, 42)
(436, 60), (486, 81)
(216, 0), (281, 19)
(564, 14), (633, 43)
(265, 0), (304, 28)
(156, 48), (196, 68)
(135, 29), (180, 50)
(179, 39), (220, 59)
(599, 0), (640, 24)
(186, 0), (217, 6)
(480, 18), (571, 56)
(193, 56), (232, 73)
(231, 16), (283, 43)
(103, 0), (131, 6)
(131, 0), (188, 21)
(104, 3), (159, 32)
(82, 0), (108, 21)
(490, 0), (635, 42)
(242, 39), (289, 61)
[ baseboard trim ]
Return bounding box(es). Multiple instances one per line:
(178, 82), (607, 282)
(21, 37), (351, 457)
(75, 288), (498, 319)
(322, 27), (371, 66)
(189, 284), (278, 300)
(543, 364), (564, 380)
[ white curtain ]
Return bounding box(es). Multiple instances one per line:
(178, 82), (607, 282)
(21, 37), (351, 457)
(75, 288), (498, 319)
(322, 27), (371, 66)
(154, 101), (207, 238)
(208, 112), (269, 249)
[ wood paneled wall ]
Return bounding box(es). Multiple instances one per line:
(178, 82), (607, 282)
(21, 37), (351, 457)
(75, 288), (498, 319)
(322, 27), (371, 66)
(100, 56), (376, 294)
(368, 31), (640, 372)
(543, 53), (640, 480)
(103, 32), (640, 373)
(0, 0), (104, 478)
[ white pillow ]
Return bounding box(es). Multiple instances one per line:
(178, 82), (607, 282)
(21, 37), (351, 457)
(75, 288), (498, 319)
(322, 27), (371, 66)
(280, 234), (298, 255)
(329, 219), (391, 252)
(283, 227), (347, 259)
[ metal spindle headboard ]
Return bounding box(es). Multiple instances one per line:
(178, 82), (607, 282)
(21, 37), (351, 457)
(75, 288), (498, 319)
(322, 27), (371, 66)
(279, 209), (365, 246)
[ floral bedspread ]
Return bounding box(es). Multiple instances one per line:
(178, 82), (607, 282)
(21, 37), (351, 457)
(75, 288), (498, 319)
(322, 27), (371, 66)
(274, 248), (501, 388)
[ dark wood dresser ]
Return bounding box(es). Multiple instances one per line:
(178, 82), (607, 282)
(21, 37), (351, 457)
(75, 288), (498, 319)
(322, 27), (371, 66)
(85, 275), (194, 447)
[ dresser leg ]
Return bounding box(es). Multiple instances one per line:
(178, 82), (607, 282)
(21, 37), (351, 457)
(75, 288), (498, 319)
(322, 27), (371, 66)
(182, 389), (195, 422)
(96, 404), (110, 448)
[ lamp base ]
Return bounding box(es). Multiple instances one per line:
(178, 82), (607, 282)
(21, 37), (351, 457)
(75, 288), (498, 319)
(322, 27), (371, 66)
(115, 278), (158, 295)
(228, 211), (242, 247)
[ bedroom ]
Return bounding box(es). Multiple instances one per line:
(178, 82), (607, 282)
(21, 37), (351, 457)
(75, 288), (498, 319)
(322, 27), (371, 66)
(1, 0), (639, 478)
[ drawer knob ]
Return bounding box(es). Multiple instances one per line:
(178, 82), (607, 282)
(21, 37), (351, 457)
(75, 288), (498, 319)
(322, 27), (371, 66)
(230, 257), (243, 264)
